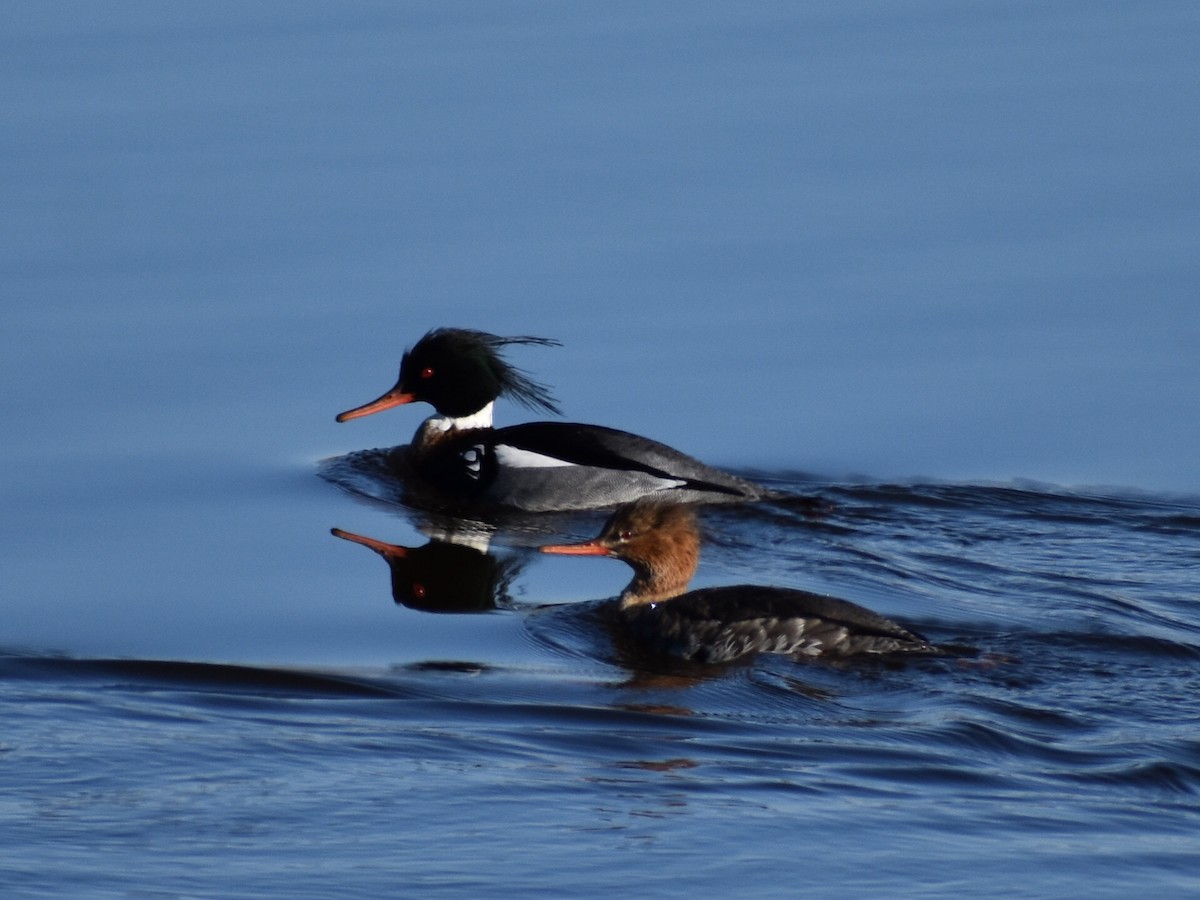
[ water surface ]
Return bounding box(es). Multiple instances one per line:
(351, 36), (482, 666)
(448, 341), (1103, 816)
(2, 2), (1199, 897)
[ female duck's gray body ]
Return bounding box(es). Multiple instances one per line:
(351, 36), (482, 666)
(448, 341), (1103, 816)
(618, 585), (938, 664)
(542, 502), (946, 664)
(336, 328), (775, 512)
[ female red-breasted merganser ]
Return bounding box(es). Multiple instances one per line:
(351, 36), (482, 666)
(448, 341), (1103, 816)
(540, 502), (946, 663)
(335, 327), (777, 512)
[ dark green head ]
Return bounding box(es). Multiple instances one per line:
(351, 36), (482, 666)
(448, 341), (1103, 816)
(338, 327), (561, 422)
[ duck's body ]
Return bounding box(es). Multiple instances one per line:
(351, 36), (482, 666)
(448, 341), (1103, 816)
(336, 328), (775, 512)
(541, 502), (945, 663)
(618, 585), (936, 664)
(401, 419), (772, 511)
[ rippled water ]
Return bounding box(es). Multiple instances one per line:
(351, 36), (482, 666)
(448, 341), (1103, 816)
(6, 478), (1200, 896)
(4, 2), (1199, 896)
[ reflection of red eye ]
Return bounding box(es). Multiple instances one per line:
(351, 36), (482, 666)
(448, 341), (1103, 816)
(412, 583), (427, 599)
(420, 367), (434, 379)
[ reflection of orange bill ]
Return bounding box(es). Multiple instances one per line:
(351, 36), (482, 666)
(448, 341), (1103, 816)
(330, 527), (408, 558)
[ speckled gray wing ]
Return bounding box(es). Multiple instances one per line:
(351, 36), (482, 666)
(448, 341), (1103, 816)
(622, 586), (942, 663)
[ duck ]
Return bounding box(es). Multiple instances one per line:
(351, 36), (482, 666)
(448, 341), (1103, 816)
(335, 327), (778, 513)
(539, 501), (948, 664)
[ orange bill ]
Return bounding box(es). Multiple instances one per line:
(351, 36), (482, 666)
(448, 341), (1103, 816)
(335, 385), (416, 422)
(540, 540), (611, 556)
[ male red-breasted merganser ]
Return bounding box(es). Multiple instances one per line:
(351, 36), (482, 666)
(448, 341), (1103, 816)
(335, 327), (777, 512)
(540, 501), (947, 663)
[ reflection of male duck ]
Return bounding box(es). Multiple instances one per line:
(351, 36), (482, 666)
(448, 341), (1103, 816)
(332, 528), (519, 613)
(334, 327), (776, 512)
(541, 502), (956, 665)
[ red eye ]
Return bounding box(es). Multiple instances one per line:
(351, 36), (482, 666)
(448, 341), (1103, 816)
(420, 367), (435, 379)
(412, 583), (427, 599)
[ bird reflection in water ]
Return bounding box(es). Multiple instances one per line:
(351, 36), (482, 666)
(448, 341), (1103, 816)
(331, 500), (972, 690)
(331, 527), (521, 613)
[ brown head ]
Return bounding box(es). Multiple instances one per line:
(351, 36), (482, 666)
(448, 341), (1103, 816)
(540, 501), (701, 606)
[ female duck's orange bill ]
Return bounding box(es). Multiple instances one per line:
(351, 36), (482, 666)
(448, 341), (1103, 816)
(540, 541), (611, 557)
(335, 386), (417, 422)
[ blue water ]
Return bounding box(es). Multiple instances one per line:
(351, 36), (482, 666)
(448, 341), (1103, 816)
(3, 3), (1199, 896)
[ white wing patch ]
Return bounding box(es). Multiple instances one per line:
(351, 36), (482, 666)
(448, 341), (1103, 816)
(494, 444), (576, 469)
(462, 444), (486, 478)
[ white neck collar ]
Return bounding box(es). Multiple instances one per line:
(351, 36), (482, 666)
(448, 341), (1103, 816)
(428, 401), (495, 433)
